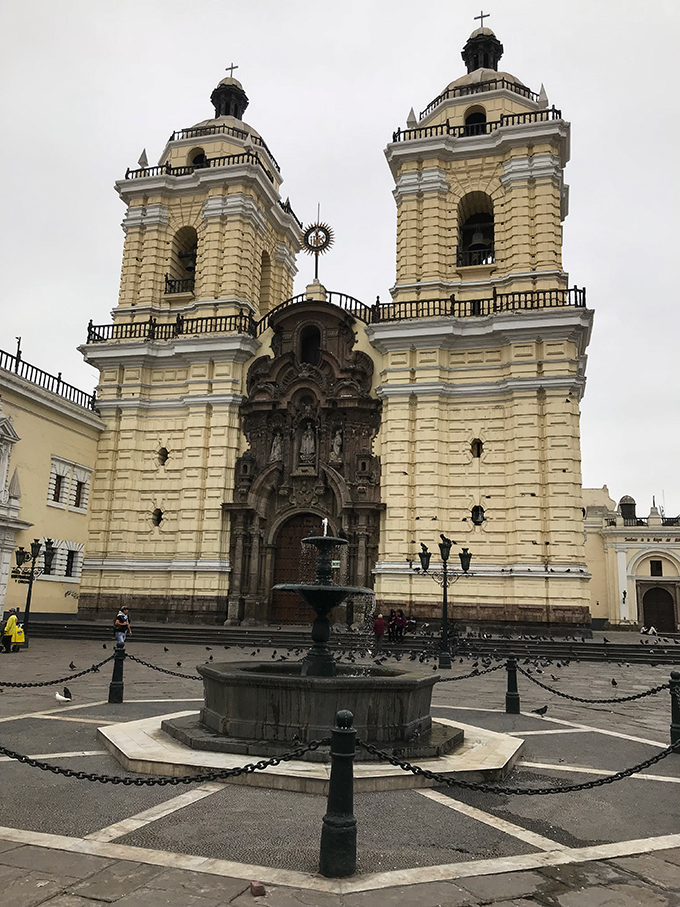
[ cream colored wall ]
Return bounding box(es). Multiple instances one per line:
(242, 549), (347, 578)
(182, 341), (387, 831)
(0, 380), (102, 615)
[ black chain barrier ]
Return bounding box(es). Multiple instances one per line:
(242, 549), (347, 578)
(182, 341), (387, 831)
(516, 665), (669, 704)
(436, 664), (504, 683)
(357, 737), (680, 795)
(0, 737), (330, 786)
(0, 655), (115, 688)
(125, 653), (202, 681)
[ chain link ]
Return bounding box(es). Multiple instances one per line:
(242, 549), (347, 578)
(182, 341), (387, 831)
(125, 653), (202, 680)
(0, 655), (115, 688)
(0, 737), (331, 785)
(357, 737), (680, 795)
(436, 663), (504, 683)
(516, 665), (670, 704)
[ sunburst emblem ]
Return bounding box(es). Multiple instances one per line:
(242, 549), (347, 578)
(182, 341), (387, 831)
(302, 222), (335, 280)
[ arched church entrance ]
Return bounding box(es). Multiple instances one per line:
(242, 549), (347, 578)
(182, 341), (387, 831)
(271, 512), (320, 624)
(642, 587), (676, 632)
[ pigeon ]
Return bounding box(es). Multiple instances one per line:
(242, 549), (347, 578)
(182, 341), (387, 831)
(102, 644), (107, 649)
(164, 647), (169, 653)
(611, 679), (617, 686)
(176, 662), (182, 667)
(69, 661), (76, 671)
(206, 647), (212, 651)
(55, 687), (72, 703)
(531, 705), (548, 716)
(91, 664), (99, 673)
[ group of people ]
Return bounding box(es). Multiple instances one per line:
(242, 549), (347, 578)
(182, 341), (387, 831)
(372, 609), (412, 652)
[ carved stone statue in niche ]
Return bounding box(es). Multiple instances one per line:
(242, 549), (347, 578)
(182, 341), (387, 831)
(299, 423), (316, 464)
(330, 429), (343, 464)
(269, 432), (282, 462)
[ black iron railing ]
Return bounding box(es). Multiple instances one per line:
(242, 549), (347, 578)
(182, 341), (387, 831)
(86, 312), (256, 344)
(456, 245), (496, 267)
(419, 78), (541, 120)
(0, 349), (97, 411)
(164, 275), (195, 295)
(125, 151), (275, 184)
(86, 287), (587, 346)
(168, 125), (282, 173)
(392, 107), (562, 143)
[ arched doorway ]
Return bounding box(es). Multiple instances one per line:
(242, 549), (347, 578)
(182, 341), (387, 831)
(642, 587), (676, 632)
(271, 512), (321, 624)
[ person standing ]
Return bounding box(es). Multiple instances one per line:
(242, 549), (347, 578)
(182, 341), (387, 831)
(2, 609), (18, 653)
(114, 607), (132, 645)
(373, 613), (387, 654)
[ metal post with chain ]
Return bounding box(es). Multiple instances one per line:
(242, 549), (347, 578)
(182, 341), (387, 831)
(506, 653), (520, 714)
(108, 643), (126, 703)
(319, 710), (357, 878)
(671, 671), (680, 751)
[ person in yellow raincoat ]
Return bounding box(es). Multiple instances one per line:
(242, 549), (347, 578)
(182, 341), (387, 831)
(2, 608), (19, 652)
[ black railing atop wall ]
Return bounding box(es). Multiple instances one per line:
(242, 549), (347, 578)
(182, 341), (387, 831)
(392, 107), (562, 143)
(0, 349), (97, 411)
(85, 287), (587, 345)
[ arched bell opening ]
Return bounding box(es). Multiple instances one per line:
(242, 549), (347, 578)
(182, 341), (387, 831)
(299, 324), (322, 365)
(463, 105), (487, 136)
(457, 192), (495, 267)
(165, 225), (198, 295)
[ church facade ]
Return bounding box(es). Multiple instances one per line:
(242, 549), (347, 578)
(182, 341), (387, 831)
(76, 27), (594, 627)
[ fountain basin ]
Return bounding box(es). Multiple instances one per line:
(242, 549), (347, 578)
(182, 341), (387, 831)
(161, 661), (463, 762)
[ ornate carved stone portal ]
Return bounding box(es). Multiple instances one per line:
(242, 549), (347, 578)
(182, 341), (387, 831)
(224, 301), (383, 624)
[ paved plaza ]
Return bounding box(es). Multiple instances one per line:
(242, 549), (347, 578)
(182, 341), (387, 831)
(0, 636), (679, 906)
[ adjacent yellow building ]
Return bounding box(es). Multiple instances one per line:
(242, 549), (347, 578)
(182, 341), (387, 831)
(0, 347), (103, 616)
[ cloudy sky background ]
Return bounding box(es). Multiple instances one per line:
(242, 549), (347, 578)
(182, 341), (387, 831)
(1, 0), (678, 514)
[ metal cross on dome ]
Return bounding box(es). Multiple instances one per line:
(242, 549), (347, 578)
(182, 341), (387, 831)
(474, 10), (490, 27)
(225, 63), (239, 78)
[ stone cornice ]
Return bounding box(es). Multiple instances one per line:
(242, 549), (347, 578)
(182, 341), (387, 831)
(78, 333), (259, 374)
(385, 120), (570, 180)
(93, 393), (246, 413)
(121, 204), (170, 233)
(83, 557), (231, 573)
(0, 370), (104, 433)
(393, 168), (449, 203)
(375, 373), (586, 401)
(391, 270), (569, 298)
(202, 194), (267, 234)
(366, 307), (594, 357)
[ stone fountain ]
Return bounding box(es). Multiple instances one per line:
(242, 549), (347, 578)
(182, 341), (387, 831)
(163, 524), (463, 761)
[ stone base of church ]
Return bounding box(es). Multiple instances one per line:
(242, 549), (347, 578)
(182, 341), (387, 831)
(377, 599), (591, 626)
(77, 592), (228, 624)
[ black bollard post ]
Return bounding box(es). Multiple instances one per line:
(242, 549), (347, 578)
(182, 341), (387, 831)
(670, 671), (680, 751)
(319, 709), (357, 878)
(506, 654), (520, 714)
(108, 642), (126, 704)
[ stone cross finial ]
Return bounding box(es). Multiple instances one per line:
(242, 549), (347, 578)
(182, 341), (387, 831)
(225, 63), (239, 78)
(474, 10), (489, 27)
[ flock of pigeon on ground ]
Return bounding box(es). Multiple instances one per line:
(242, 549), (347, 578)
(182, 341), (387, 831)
(48, 627), (679, 713)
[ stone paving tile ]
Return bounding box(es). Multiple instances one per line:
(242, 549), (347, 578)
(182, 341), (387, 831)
(111, 888), (225, 907)
(342, 880), (475, 907)
(1, 871), (75, 907)
(0, 838), (22, 853)
(71, 860), (166, 901)
(35, 897), (104, 906)
(656, 846), (680, 867)
(143, 867), (250, 900)
(456, 870), (546, 901)
(231, 885), (346, 907)
(610, 854), (680, 889)
(539, 861), (630, 888)
(0, 844), (113, 878)
(556, 881), (674, 907)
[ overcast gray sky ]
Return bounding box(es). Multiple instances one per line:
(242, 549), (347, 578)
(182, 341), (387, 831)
(1, 0), (678, 515)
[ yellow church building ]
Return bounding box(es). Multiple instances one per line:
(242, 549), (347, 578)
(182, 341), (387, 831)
(1, 25), (676, 633)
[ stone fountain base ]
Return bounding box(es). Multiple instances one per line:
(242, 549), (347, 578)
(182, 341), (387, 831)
(161, 661), (463, 763)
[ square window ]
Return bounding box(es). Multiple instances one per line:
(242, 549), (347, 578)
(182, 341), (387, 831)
(650, 560), (663, 577)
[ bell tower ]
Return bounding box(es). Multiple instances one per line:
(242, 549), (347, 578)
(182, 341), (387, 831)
(78, 74), (302, 623)
(370, 26), (594, 626)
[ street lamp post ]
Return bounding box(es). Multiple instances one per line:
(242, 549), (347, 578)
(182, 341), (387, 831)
(418, 536), (472, 670)
(14, 538), (55, 648)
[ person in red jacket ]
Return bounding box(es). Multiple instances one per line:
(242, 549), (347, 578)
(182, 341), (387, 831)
(373, 613), (387, 653)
